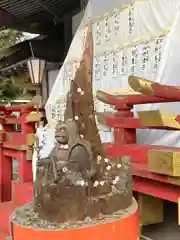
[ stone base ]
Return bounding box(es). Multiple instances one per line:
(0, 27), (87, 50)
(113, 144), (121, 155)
(10, 198), (139, 240)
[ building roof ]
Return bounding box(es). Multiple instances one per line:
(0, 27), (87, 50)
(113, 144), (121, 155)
(0, 33), (64, 78)
(0, 0), (81, 34)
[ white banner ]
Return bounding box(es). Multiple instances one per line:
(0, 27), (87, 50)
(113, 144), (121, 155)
(46, 0), (180, 147)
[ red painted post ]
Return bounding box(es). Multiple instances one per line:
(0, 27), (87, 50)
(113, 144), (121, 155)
(0, 152), (12, 202)
(113, 110), (136, 145)
(18, 110), (34, 183)
(0, 108), (12, 202)
(114, 128), (136, 145)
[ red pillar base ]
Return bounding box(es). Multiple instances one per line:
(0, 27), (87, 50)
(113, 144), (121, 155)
(11, 198), (139, 240)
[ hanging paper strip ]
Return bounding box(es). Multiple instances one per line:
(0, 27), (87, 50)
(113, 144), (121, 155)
(140, 42), (150, 71)
(128, 4), (135, 35)
(153, 37), (164, 73)
(102, 52), (109, 77)
(131, 46), (138, 74)
(103, 15), (111, 42)
(56, 97), (67, 121)
(94, 21), (102, 46)
(64, 64), (73, 92)
(94, 56), (102, 91)
(113, 11), (120, 37)
(158, 37), (163, 64)
(112, 52), (118, 78)
(120, 48), (128, 75)
(55, 100), (61, 120)
(82, 27), (88, 49)
(51, 103), (57, 119)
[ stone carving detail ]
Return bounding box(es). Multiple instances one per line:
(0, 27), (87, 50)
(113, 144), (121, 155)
(35, 119), (132, 223)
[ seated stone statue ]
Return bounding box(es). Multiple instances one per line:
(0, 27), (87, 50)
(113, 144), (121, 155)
(35, 119), (94, 222)
(35, 119), (132, 223)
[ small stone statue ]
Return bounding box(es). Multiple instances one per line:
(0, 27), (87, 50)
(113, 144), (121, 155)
(35, 119), (95, 222)
(35, 119), (132, 223)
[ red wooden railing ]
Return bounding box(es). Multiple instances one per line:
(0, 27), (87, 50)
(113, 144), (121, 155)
(0, 106), (40, 202)
(97, 76), (180, 203)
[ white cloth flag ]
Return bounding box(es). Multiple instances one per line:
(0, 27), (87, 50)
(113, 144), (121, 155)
(45, 0), (180, 147)
(136, 7), (180, 147)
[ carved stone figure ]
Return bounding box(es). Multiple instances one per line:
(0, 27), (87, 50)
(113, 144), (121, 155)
(35, 119), (94, 222)
(35, 119), (132, 223)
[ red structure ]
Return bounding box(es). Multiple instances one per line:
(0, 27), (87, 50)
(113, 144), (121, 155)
(0, 106), (39, 239)
(97, 83), (180, 204)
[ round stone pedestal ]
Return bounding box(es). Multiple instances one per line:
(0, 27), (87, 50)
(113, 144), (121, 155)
(11, 198), (139, 240)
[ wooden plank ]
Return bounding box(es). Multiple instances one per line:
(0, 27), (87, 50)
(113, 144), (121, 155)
(26, 134), (35, 146)
(25, 112), (41, 123)
(148, 149), (180, 177)
(138, 110), (180, 129)
(137, 193), (164, 226)
(5, 133), (35, 146)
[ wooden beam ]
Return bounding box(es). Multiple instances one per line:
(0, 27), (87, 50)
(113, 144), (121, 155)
(34, 0), (61, 23)
(0, 1), (81, 34)
(0, 36), (64, 72)
(0, 8), (21, 28)
(0, 7), (54, 34)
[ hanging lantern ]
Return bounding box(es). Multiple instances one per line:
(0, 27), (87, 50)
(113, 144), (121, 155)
(27, 58), (46, 84)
